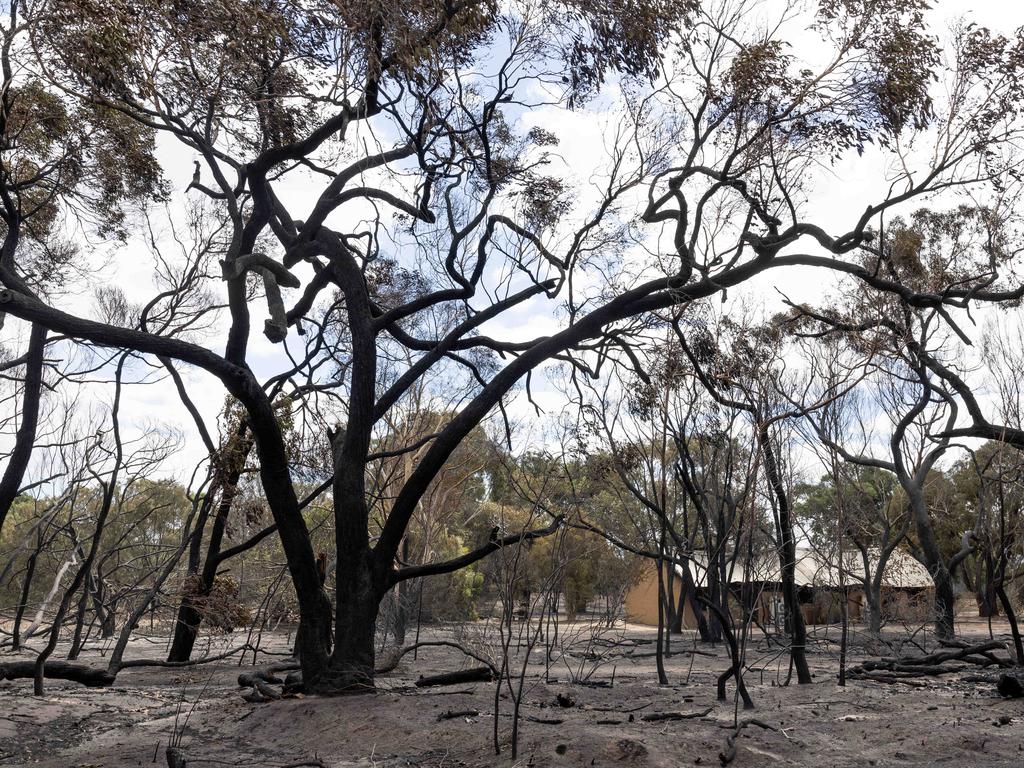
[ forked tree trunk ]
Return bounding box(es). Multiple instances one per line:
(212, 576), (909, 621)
(671, 579), (684, 634)
(674, 563), (711, 641)
(759, 427), (812, 684)
(654, 558), (668, 684)
(933, 569), (956, 639)
(907, 491), (956, 639)
(67, 586), (90, 660)
(93, 577), (115, 639)
(167, 482), (239, 662)
(168, 438), (250, 663)
(306, 552), (380, 694)
(777, 544), (812, 683)
(977, 581), (999, 618)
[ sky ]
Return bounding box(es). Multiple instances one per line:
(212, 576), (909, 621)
(5, 0), (1024, 491)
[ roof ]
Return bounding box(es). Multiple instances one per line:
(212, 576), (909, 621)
(675, 546), (933, 590)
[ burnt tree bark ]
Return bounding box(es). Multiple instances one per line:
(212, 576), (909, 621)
(167, 436), (250, 663)
(0, 323), (46, 529)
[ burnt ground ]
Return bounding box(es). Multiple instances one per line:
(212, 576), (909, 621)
(1, 617), (1022, 767)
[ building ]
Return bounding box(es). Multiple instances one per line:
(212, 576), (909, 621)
(623, 546), (934, 628)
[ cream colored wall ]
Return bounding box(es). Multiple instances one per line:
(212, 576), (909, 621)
(625, 571), (895, 628)
(624, 564), (698, 628)
(624, 565), (661, 626)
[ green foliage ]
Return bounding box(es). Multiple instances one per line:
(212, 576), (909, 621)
(869, 206), (1015, 296)
(815, 0), (939, 134)
(562, 0), (698, 105)
(795, 467), (900, 547)
(0, 78), (164, 290)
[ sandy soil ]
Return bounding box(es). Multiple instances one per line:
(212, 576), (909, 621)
(1, 617), (1022, 767)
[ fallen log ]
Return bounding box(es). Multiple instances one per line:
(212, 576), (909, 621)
(438, 708), (480, 720)
(590, 702), (651, 714)
(238, 669), (285, 687)
(640, 706), (713, 722)
(0, 645), (255, 689)
(0, 661), (115, 687)
(853, 664), (967, 677)
(847, 673), (927, 687)
(574, 679), (612, 688)
(415, 666), (495, 688)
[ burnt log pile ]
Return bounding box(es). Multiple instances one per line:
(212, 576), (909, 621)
(847, 640), (1013, 685)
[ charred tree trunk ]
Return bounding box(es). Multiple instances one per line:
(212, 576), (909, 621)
(664, 563), (678, 643)
(907, 490), (956, 639)
(307, 421), (380, 695)
(312, 551), (379, 694)
(67, 584), (91, 660)
(166, 491), (214, 663)
(11, 546), (38, 651)
(168, 466), (245, 663)
(673, 561), (710, 640)
(996, 585), (1024, 665)
(91, 575), (114, 639)
(168, 594), (204, 663)
(759, 426), (812, 685)
(839, 587), (849, 686)
(233, 381), (333, 687)
(655, 558), (668, 684)
(977, 579), (999, 618)
(0, 324), (46, 532)
(301, 254), (384, 695)
(390, 540), (411, 646)
(705, 568), (725, 643)
(865, 561), (885, 636)
(866, 589), (882, 636)
(671, 581), (685, 634)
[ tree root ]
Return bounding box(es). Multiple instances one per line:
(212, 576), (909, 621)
(237, 643), (499, 701)
(237, 660), (303, 700)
